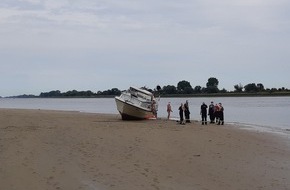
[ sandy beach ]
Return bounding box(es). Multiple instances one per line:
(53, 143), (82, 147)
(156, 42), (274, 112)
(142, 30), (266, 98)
(0, 109), (289, 190)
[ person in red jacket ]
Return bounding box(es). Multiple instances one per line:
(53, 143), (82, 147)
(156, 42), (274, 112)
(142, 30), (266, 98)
(217, 103), (224, 125)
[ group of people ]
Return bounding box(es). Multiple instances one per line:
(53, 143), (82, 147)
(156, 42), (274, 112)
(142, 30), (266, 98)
(201, 101), (224, 125)
(167, 101), (191, 124)
(166, 100), (224, 125)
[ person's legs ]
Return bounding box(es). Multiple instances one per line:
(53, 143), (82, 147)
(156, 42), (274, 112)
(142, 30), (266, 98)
(210, 114), (215, 123)
(202, 114), (207, 125)
(220, 112), (224, 125)
(180, 113), (184, 124)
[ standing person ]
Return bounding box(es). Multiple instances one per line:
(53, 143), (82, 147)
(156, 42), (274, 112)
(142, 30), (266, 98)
(167, 102), (173, 120)
(184, 100), (191, 123)
(179, 103), (185, 125)
(200, 102), (208, 125)
(217, 103), (224, 125)
(208, 101), (215, 123)
(214, 104), (220, 124)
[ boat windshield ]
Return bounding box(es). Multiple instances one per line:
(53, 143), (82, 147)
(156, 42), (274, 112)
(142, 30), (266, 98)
(128, 87), (153, 101)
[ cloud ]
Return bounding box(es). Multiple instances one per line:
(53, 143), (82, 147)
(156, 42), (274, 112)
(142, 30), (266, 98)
(0, 0), (290, 96)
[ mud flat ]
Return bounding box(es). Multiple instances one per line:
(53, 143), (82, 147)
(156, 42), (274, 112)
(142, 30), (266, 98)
(0, 109), (289, 190)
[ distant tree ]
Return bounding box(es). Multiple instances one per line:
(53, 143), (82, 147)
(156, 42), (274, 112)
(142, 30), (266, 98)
(40, 90), (62, 97)
(110, 88), (121, 95)
(162, 85), (177, 94)
(220, 88), (228, 93)
(156, 85), (161, 91)
(64, 90), (78, 96)
(101, 88), (121, 95)
(206, 86), (219, 93)
(151, 85), (161, 95)
(76, 90), (96, 97)
(234, 83), (243, 92)
(177, 80), (193, 93)
(201, 87), (207, 93)
(13, 94), (37, 98)
(184, 86), (194, 94)
(85, 90), (96, 96)
(194, 85), (202, 93)
(206, 77), (219, 93)
(206, 77), (219, 88)
(244, 83), (258, 92)
(257, 83), (265, 91)
(270, 88), (278, 92)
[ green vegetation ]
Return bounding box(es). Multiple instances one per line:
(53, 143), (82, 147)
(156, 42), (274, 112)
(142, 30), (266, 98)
(39, 88), (121, 98)
(5, 77), (290, 98)
(154, 78), (290, 97)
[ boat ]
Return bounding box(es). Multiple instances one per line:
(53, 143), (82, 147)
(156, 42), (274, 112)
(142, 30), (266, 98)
(115, 87), (158, 120)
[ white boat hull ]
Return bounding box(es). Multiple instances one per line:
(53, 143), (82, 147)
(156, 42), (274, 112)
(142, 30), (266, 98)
(115, 97), (155, 120)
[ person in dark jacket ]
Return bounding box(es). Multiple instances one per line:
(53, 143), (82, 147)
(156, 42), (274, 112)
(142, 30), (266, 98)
(208, 101), (215, 123)
(184, 100), (191, 123)
(179, 103), (185, 125)
(200, 102), (208, 125)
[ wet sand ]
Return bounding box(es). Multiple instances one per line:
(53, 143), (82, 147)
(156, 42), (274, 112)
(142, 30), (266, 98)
(0, 109), (289, 190)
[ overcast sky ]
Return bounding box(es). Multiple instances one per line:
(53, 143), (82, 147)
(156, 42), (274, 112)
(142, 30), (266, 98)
(1, 0), (290, 96)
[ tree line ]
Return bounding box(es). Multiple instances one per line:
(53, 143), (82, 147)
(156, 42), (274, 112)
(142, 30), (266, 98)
(6, 77), (290, 98)
(155, 78), (289, 96)
(39, 88), (122, 98)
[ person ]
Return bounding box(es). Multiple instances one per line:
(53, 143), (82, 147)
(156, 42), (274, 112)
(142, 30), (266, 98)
(152, 100), (157, 118)
(208, 101), (215, 123)
(184, 100), (191, 123)
(214, 104), (220, 123)
(200, 102), (208, 125)
(179, 103), (185, 125)
(167, 102), (173, 119)
(217, 103), (224, 125)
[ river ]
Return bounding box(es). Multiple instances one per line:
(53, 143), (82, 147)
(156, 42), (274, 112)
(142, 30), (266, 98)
(1, 96), (289, 134)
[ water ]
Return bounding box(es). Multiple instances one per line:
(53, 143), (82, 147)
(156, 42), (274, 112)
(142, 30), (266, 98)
(159, 97), (290, 134)
(0, 98), (117, 114)
(1, 97), (290, 134)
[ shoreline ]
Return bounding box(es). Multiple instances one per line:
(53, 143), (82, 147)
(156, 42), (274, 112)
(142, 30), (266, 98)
(2, 106), (290, 136)
(1, 109), (290, 190)
(1, 107), (290, 142)
(3, 91), (290, 98)
(1, 97), (289, 134)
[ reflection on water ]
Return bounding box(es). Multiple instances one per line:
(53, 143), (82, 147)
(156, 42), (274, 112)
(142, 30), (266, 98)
(1, 97), (290, 133)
